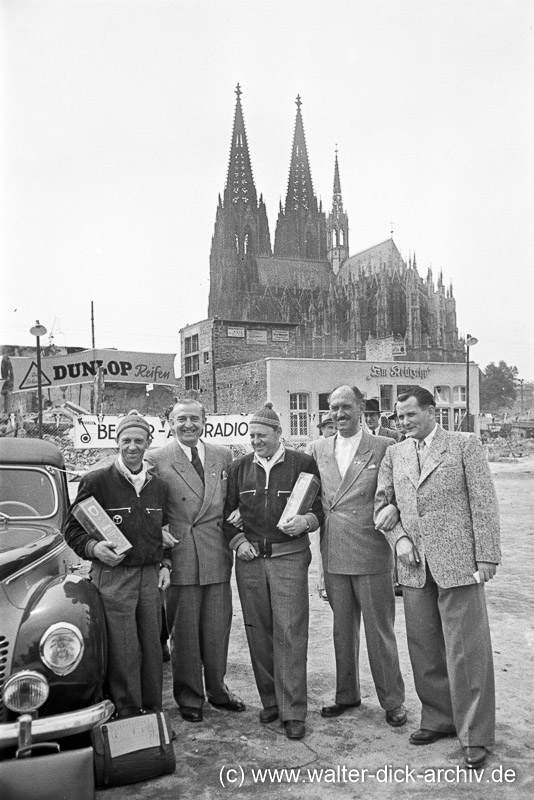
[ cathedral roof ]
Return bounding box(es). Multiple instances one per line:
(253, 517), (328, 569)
(338, 238), (406, 282)
(256, 255), (332, 290)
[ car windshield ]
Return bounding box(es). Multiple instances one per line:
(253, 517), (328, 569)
(0, 466), (58, 518)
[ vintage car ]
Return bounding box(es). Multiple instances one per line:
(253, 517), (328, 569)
(0, 438), (113, 760)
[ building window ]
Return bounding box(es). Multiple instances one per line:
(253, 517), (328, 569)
(184, 334), (199, 356)
(436, 408), (450, 430)
(203, 351), (210, 364)
(434, 386), (451, 405)
(289, 393), (309, 437)
(380, 385), (394, 413)
(453, 385), (466, 404)
(184, 354), (199, 374)
(317, 392), (330, 425)
(185, 374), (200, 391)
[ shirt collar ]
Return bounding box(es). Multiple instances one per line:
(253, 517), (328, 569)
(417, 423), (438, 449)
(177, 438), (205, 460)
(253, 443), (285, 470)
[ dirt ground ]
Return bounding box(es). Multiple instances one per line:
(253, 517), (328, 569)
(101, 458), (533, 800)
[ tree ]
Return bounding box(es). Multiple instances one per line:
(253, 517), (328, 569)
(480, 361), (518, 413)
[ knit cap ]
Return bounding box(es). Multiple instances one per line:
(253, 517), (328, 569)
(115, 409), (152, 441)
(250, 402), (281, 430)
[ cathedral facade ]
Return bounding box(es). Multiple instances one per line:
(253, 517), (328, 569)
(208, 86), (463, 364)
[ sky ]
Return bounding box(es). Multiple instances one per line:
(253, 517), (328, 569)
(1, 0), (533, 378)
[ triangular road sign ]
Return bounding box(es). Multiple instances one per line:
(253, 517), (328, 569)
(19, 361), (52, 390)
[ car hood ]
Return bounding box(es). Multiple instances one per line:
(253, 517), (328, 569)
(0, 524), (65, 581)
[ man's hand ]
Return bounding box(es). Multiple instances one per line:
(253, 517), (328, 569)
(236, 541), (258, 561)
(476, 562), (498, 582)
(158, 566), (171, 590)
(162, 529), (180, 547)
(279, 515), (309, 537)
(93, 541), (126, 566)
(395, 535), (420, 567)
(375, 504), (400, 531)
(226, 509), (243, 529)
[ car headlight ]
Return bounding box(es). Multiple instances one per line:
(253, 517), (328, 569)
(3, 670), (50, 713)
(40, 622), (84, 675)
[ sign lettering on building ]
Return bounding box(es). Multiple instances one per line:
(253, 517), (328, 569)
(272, 329), (290, 342)
(369, 364), (431, 380)
(227, 327), (245, 338)
(246, 330), (268, 345)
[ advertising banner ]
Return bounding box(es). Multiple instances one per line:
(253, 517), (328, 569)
(8, 349), (178, 393)
(74, 414), (252, 449)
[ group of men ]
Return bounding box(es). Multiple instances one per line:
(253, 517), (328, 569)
(64, 383), (500, 767)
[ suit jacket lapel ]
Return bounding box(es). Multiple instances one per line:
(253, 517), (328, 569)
(418, 426), (447, 485)
(196, 443), (218, 518)
(171, 441), (204, 499)
(332, 431), (373, 506)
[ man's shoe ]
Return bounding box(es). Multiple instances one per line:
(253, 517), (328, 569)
(409, 728), (455, 745)
(464, 747), (487, 768)
(259, 706), (279, 723)
(180, 706), (203, 722)
(210, 697), (246, 712)
(284, 720), (305, 739)
(386, 704), (407, 727)
(320, 701), (361, 718)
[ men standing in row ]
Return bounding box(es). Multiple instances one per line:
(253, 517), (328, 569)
(147, 399), (244, 722)
(375, 386), (501, 768)
(224, 403), (323, 740)
(312, 386), (406, 727)
(364, 398), (403, 441)
(64, 410), (170, 718)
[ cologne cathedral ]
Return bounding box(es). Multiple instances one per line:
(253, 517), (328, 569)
(208, 86), (463, 363)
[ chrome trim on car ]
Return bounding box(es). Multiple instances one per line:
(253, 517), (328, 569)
(0, 465), (59, 520)
(0, 699), (115, 748)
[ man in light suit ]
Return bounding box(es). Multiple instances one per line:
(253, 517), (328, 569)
(375, 385), (501, 768)
(364, 398), (404, 441)
(147, 399), (245, 722)
(313, 385), (406, 727)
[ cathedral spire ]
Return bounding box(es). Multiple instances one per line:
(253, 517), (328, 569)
(283, 95), (316, 214)
(327, 147), (349, 274)
(274, 95), (326, 260)
(223, 83), (258, 210)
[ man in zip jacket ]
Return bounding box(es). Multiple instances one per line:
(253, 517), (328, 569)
(64, 410), (170, 718)
(223, 402), (323, 740)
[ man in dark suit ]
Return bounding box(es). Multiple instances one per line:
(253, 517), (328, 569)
(375, 385), (501, 768)
(147, 399), (244, 722)
(312, 386), (406, 727)
(364, 398), (404, 441)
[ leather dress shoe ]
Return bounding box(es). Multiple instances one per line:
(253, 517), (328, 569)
(284, 720), (305, 739)
(180, 706), (203, 722)
(320, 700), (361, 718)
(409, 728), (455, 745)
(464, 746), (487, 768)
(385, 704), (407, 727)
(210, 697), (246, 712)
(259, 706), (279, 723)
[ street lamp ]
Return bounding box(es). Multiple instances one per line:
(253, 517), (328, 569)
(30, 321), (47, 439)
(465, 334), (478, 433)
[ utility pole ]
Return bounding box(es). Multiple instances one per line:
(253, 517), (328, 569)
(91, 301), (95, 349)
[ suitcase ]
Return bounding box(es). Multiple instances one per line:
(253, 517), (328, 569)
(91, 710), (176, 788)
(0, 744), (94, 800)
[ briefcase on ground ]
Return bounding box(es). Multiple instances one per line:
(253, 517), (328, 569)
(0, 744), (94, 800)
(91, 710), (176, 788)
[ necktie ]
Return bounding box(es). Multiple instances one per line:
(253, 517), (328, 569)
(190, 446), (205, 483)
(417, 440), (427, 471)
